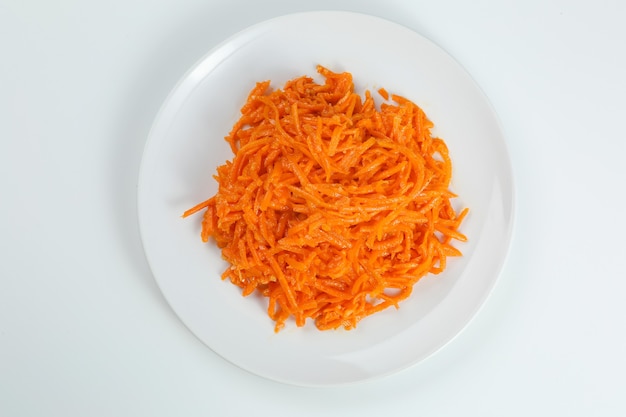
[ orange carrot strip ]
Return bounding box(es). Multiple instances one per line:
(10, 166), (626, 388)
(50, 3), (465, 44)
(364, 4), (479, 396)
(182, 197), (213, 218)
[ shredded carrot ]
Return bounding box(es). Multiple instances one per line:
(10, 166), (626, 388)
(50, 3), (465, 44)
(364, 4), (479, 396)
(183, 65), (468, 332)
(377, 87), (389, 101)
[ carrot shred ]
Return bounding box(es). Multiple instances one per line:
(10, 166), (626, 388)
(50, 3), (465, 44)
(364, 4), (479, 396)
(183, 65), (468, 332)
(378, 87), (389, 101)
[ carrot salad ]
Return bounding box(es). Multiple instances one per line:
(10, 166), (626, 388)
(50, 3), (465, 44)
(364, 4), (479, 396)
(183, 65), (468, 332)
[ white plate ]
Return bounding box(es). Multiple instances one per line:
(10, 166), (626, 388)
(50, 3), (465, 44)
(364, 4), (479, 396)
(138, 11), (514, 386)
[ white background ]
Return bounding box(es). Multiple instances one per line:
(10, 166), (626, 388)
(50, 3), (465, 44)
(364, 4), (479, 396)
(1, 0), (625, 415)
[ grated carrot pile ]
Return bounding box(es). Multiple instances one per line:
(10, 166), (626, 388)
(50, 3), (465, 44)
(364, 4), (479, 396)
(183, 65), (468, 332)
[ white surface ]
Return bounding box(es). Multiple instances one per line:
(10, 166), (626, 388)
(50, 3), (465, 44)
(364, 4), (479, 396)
(138, 11), (514, 386)
(1, 0), (625, 415)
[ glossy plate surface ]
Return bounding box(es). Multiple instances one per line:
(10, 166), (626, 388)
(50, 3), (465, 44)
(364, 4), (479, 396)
(138, 11), (514, 386)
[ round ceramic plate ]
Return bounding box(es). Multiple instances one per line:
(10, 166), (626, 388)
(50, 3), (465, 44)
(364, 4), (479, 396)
(138, 11), (514, 386)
